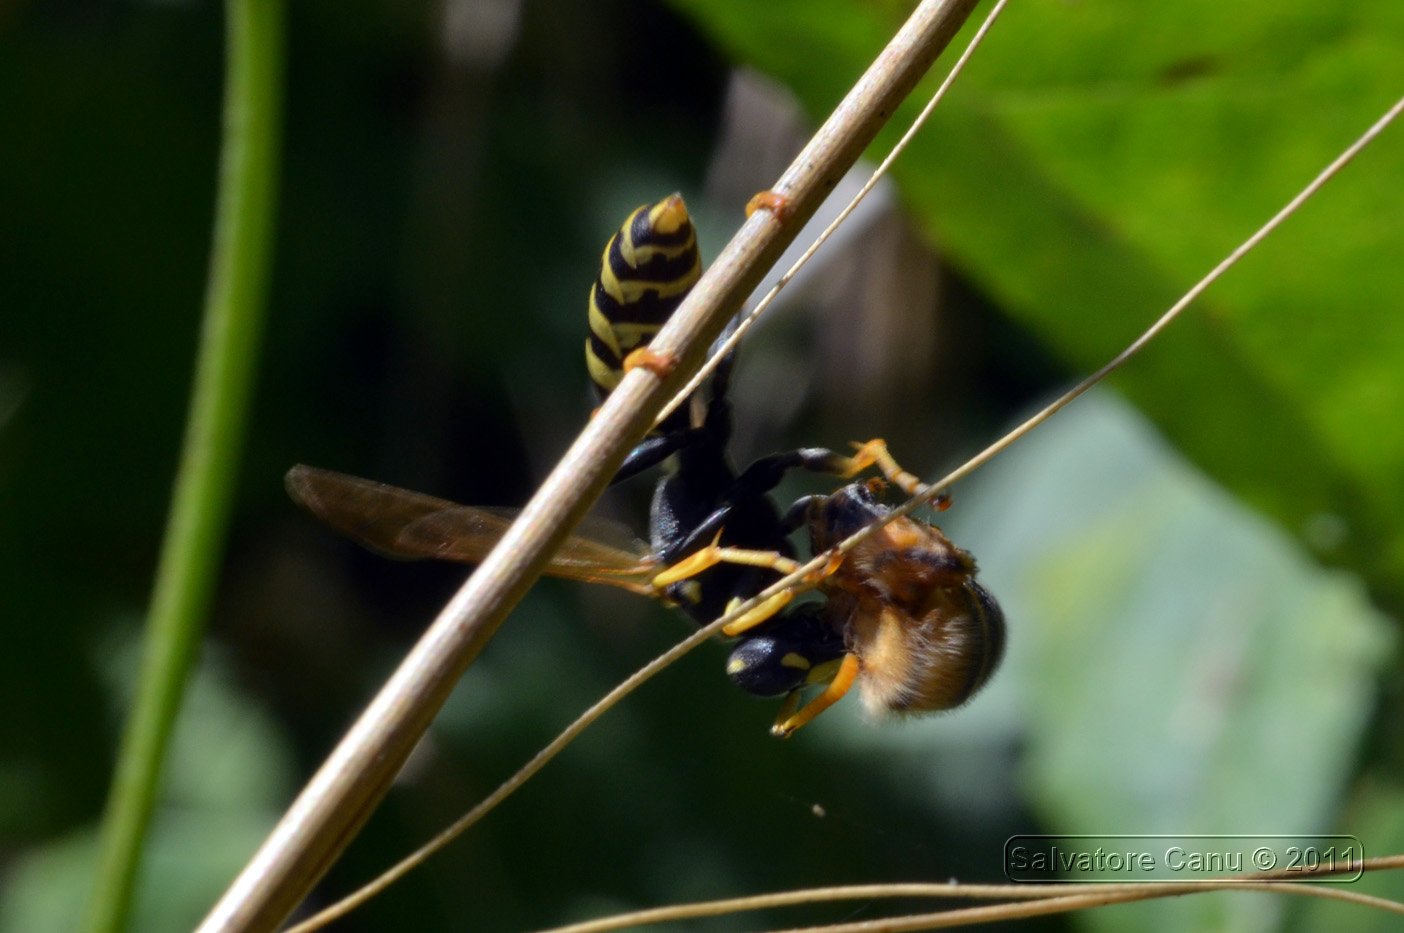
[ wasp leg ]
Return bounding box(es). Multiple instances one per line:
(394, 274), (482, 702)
(745, 189), (793, 221)
(769, 650), (842, 729)
(772, 689), (803, 728)
(721, 590), (796, 638)
(771, 653), (861, 738)
(714, 551), (843, 639)
(733, 448), (873, 496)
(612, 429), (694, 485)
(708, 589), (795, 639)
(733, 441), (929, 500)
(622, 345), (680, 380)
(651, 541), (836, 637)
(652, 543), (804, 632)
(836, 439), (928, 497)
(718, 549), (848, 636)
(652, 535), (803, 586)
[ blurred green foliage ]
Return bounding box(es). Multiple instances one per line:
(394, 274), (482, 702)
(2, 1), (1401, 931)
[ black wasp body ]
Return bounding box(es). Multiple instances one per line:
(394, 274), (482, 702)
(586, 196), (852, 695)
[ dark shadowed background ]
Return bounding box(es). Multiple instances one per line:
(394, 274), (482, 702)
(4, 2), (1404, 931)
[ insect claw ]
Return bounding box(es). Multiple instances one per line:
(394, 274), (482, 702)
(622, 346), (680, 380)
(745, 189), (793, 221)
(812, 549), (845, 582)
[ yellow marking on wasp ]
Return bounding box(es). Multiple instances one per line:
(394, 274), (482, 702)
(805, 658), (843, 686)
(618, 236), (697, 267)
(606, 322), (664, 347)
(780, 652), (811, 671)
(585, 348), (621, 391)
(648, 194), (689, 235)
(587, 302), (622, 354)
(599, 259), (701, 305)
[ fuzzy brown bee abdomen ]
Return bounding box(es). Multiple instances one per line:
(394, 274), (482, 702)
(816, 502), (1005, 718)
(849, 579), (1005, 715)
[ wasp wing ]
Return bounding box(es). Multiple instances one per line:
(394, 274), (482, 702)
(285, 465), (659, 594)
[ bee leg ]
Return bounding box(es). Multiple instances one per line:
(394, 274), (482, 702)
(771, 653), (861, 738)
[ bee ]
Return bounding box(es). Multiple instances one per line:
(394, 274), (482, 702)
(287, 194), (1004, 736)
(751, 479), (1006, 737)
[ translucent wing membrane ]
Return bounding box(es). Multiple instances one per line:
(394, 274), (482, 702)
(285, 465), (660, 594)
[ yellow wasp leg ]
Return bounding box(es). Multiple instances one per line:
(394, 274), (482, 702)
(720, 589), (796, 638)
(621, 345), (680, 380)
(654, 545), (802, 638)
(771, 653), (861, 739)
(769, 653), (842, 735)
(652, 538), (838, 637)
(719, 549), (846, 637)
(651, 540), (804, 588)
(745, 189), (793, 221)
(771, 690), (803, 729)
(836, 438), (927, 497)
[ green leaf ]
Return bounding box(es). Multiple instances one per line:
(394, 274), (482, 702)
(672, 0), (1404, 614)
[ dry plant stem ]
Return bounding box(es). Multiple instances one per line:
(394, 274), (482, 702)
(199, 2), (983, 930)
(287, 91), (1404, 931)
(546, 853), (1404, 933)
(543, 867), (1404, 933)
(657, 0), (1009, 427)
(774, 882), (1404, 933)
(543, 855), (1404, 932)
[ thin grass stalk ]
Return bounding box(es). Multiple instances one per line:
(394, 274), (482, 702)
(542, 853), (1404, 932)
(83, 1), (285, 931)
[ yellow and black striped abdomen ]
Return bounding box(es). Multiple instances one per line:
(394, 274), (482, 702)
(586, 194), (701, 399)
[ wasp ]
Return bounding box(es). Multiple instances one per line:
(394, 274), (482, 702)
(287, 195), (1005, 736)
